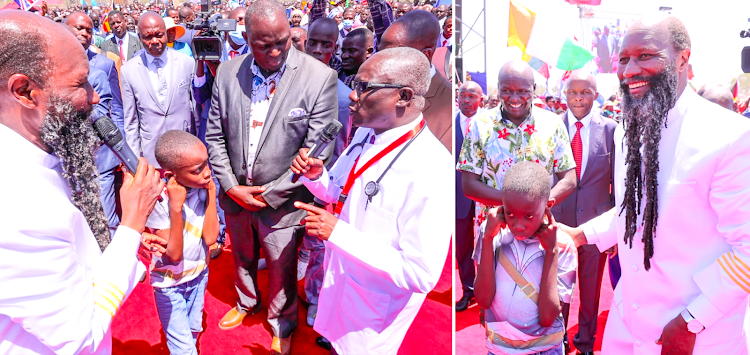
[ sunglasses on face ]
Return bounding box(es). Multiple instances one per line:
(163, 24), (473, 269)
(352, 80), (407, 96)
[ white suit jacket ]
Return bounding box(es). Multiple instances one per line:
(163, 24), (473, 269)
(302, 115), (453, 354)
(582, 88), (750, 354)
(0, 124), (144, 354)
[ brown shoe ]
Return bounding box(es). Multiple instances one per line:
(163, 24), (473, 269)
(270, 335), (292, 355)
(218, 307), (247, 330)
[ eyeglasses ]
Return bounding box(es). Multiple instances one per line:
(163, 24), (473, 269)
(352, 80), (407, 95)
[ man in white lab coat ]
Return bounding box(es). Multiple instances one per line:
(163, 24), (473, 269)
(562, 15), (750, 354)
(290, 47), (453, 354)
(0, 12), (163, 354)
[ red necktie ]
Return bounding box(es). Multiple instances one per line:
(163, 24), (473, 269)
(571, 121), (583, 179)
(118, 39), (126, 62)
(442, 40), (447, 47)
(230, 50), (239, 59)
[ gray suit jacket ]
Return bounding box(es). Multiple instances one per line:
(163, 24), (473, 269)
(100, 34), (143, 62)
(552, 111), (617, 227)
(206, 47), (338, 229)
(121, 48), (198, 167)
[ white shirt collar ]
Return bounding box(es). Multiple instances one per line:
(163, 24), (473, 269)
(0, 123), (60, 169)
(666, 86), (692, 128)
(369, 114), (424, 146)
(567, 108), (593, 130)
(430, 64), (436, 78)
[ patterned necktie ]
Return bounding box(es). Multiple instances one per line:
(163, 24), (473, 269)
(572, 121), (583, 179)
(153, 57), (167, 105)
(118, 39), (126, 62)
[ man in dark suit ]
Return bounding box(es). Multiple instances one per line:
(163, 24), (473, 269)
(65, 12), (124, 237)
(552, 72), (617, 355)
(379, 10), (452, 152)
(101, 10), (143, 64)
(455, 81), (483, 312)
(205, 1), (337, 354)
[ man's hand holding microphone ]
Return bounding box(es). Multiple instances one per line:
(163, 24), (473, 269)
(291, 147), (338, 241)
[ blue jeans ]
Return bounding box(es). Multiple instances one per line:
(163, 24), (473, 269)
(153, 269), (209, 355)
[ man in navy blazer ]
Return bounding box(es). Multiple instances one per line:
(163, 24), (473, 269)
(552, 73), (617, 355)
(455, 81), (483, 312)
(66, 13), (124, 236)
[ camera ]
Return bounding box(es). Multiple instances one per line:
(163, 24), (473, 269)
(187, 0), (237, 61)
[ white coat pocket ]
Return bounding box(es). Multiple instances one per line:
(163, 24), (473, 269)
(342, 274), (391, 333)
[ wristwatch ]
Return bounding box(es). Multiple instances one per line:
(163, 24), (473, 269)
(680, 309), (705, 334)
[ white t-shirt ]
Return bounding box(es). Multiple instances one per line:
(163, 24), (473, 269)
(146, 186), (209, 288)
(474, 225), (577, 355)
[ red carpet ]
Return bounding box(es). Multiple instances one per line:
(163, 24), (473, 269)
(112, 243), (453, 355)
(455, 259), (615, 355)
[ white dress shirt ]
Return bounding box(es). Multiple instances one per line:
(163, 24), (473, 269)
(565, 109), (593, 178)
(143, 50), (172, 104)
(302, 115), (453, 354)
(115, 34), (130, 61)
(459, 110), (477, 137)
(0, 123), (145, 355)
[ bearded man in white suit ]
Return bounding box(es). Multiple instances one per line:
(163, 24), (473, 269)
(562, 15), (750, 355)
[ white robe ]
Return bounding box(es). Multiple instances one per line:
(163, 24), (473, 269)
(0, 123), (144, 354)
(582, 89), (750, 354)
(303, 115), (453, 354)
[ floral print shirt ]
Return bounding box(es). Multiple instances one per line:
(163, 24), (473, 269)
(457, 107), (575, 231)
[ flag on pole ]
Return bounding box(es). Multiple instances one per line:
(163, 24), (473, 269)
(466, 72), (488, 94)
(565, 0), (601, 5)
(508, 0), (594, 71)
(14, 0), (34, 11)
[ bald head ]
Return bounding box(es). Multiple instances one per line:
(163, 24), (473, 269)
(138, 12), (167, 57)
(245, 0), (286, 35)
(65, 11), (94, 50)
(460, 81), (483, 95)
(629, 15), (691, 54)
(498, 60), (535, 87)
(379, 10), (440, 60)
(309, 17), (338, 39)
(229, 6), (246, 24)
(700, 84), (735, 111)
(458, 81), (483, 117)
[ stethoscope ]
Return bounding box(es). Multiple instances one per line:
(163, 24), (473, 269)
(343, 126), (426, 208)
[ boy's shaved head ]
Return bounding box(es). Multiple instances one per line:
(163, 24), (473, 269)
(154, 130), (204, 171)
(502, 162), (551, 204)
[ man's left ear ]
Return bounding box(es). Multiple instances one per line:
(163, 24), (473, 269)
(365, 46), (374, 59)
(677, 48), (691, 72)
(547, 198), (556, 208)
(395, 87), (414, 107)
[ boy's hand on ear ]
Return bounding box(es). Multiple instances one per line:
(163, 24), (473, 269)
(166, 176), (187, 212)
(536, 207), (558, 252)
(484, 206), (506, 241)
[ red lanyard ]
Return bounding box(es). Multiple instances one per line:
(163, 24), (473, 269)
(334, 120), (426, 215)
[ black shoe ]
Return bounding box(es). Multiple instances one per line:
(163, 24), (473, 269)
(563, 332), (571, 354)
(315, 336), (331, 351)
(210, 242), (223, 259)
(455, 294), (475, 312)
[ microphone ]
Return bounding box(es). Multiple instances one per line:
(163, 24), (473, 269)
(291, 120), (343, 183)
(93, 116), (139, 174)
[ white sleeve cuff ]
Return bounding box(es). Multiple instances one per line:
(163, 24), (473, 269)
(687, 293), (725, 329)
(193, 73), (207, 87)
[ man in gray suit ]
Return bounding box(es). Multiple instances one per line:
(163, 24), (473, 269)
(205, 1), (337, 354)
(121, 12), (201, 168)
(101, 10), (143, 64)
(552, 72), (617, 355)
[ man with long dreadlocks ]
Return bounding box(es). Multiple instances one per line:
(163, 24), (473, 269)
(562, 15), (750, 354)
(0, 12), (164, 354)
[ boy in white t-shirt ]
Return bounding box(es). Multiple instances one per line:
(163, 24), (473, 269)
(145, 130), (220, 355)
(474, 162), (578, 355)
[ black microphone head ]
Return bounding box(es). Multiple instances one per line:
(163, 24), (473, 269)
(92, 116), (123, 146)
(320, 120), (343, 142)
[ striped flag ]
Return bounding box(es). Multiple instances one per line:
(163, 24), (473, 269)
(14, 0), (34, 11)
(508, 0), (594, 71)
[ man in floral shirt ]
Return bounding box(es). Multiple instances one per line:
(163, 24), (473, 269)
(457, 60), (578, 238)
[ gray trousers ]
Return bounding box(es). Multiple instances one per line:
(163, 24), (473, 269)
(561, 244), (607, 353)
(226, 208), (305, 338)
(302, 233), (325, 305)
(456, 209), (476, 296)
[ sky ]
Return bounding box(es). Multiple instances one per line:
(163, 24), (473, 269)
(460, 0), (750, 96)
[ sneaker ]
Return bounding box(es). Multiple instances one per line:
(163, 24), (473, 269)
(307, 304), (317, 327)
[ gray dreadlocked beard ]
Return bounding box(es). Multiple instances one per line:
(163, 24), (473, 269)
(41, 96), (111, 251)
(619, 60), (679, 270)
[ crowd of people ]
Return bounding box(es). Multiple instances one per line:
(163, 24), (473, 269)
(0, 0), (454, 354)
(455, 13), (750, 355)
